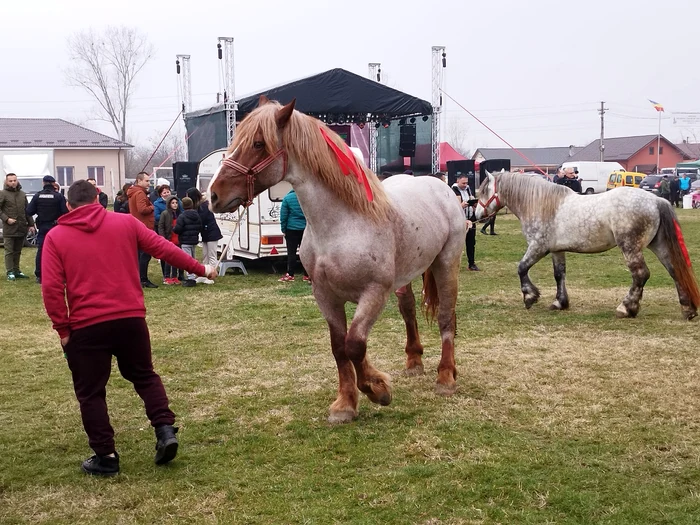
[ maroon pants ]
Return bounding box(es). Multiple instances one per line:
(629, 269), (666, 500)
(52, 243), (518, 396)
(64, 317), (175, 456)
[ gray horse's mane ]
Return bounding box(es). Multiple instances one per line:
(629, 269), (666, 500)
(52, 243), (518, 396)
(497, 171), (571, 221)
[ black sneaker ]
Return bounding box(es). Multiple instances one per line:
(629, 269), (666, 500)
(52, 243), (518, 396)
(182, 279), (196, 287)
(35, 277), (41, 284)
(82, 452), (119, 477)
(141, 281), (158, 289)
(154, 425), (179, 465)
(480, 230), (488, 235)
(468, 264), (481, 271)
(13, 270), (29, 279)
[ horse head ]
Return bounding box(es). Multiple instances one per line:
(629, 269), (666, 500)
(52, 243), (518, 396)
(209, 97), (296, 213)
(475, 170), (504, 220)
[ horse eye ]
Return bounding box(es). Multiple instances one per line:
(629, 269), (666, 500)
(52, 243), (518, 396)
(253, 141), (264, 150)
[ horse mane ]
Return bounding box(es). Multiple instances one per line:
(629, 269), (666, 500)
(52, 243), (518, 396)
(497, 171), (571, 222)
(231, 102), (393, 223)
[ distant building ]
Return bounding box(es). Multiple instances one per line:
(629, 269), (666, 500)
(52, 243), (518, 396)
(472, 146), (582, 174)
(675, 141), (700, 160)
(568, 134), (691, 173)
(0, 118), (132, 197)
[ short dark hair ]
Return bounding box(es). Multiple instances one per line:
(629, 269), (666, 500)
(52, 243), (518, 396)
(87, 177), (96, 182)
(157, 184), (171, 196)
(181, 197), (194, 210)
(5, 173), (16, 179)
(136, 171), (149, 182)
(67, 180), (98, 208)
(456, 173), (468, 180)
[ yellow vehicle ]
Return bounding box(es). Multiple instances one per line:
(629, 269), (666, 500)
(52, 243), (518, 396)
(606, 171), (645, 190)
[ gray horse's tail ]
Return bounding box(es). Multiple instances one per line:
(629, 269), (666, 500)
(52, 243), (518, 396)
(656, 201), (700, 310)
(421, 268), (439, 323)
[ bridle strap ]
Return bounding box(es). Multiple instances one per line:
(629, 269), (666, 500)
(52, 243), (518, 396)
(221, 148), (287, 206)
(478, 176), (501, 217)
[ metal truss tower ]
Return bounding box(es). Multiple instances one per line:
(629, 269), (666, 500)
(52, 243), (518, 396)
(218, 37), (237, 145)
(175, 54), (192, 114)
(431, 46), (446, 174)
(367, 63), (382, 173)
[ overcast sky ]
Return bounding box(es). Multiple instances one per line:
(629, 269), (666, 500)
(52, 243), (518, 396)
(2, 0), (699, 154)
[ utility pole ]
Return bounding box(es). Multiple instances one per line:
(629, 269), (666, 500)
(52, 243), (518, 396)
(599, 101), (607, 162)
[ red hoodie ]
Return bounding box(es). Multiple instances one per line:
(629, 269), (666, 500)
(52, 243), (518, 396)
(42, 203), (206, 338)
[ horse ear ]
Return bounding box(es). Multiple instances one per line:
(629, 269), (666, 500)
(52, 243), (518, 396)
(275, 99), (296, 129)
(500, 168), (505, 173)
(258, 95), (270, 106)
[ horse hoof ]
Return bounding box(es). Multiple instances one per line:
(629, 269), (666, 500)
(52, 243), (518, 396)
(549, 301), (562, 310)
(435, 382), (457, 396)
(328, 409), (357, 425)
(683, 310), (697, 321)
(405, 364), (425, 377)
(615, 304), (630, 318)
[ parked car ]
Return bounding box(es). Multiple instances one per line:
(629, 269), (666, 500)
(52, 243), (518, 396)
(638, 175), (663, 196)
(606, 171), (644, 191)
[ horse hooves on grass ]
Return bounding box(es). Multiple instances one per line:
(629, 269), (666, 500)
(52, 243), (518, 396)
(405, 364), (425, 377)
(435, 382), (457, 396)
(615, 304), (635, 318)
(683, 310), (697, 321)
(327, 409), (357, 425)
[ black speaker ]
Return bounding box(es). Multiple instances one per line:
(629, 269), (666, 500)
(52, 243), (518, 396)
(446, 159), (476, 191)
(479, 159), (511, 178)
(399, 124), (417, 157)
(172, 161), (199, 198)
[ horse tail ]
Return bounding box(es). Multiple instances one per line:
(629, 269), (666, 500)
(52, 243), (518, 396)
(421, 268), (439, 323)
(656, 201), (700, 309)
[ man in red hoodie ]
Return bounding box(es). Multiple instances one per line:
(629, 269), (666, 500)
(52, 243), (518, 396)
(41, 180), (218, 477)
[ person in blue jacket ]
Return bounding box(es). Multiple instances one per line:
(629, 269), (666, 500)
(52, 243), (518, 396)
(279, 189), (309, 282)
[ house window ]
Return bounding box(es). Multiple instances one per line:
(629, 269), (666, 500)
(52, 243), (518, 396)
(88, 166), (105, 186)
(649, 147), (654, 155)
(659, 146), (664, 155)
(56, 166), (74, 187)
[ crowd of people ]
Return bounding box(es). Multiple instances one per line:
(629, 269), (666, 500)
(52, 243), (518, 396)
(658, 173), (693, 207)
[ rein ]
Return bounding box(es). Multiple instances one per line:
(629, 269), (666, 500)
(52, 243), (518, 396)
(221, 149), (288, 207)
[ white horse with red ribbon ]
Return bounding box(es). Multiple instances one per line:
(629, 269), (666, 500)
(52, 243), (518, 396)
(475, 170), (700, 320)
(208, 97), (466, 423)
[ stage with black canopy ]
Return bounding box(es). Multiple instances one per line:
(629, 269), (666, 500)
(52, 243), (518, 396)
(185, 68), (433, 162)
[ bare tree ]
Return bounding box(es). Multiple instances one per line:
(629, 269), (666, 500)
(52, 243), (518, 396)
(445, 118), (471, 157)
(125, 131), (186, 178)
(65, 26), (154, 142)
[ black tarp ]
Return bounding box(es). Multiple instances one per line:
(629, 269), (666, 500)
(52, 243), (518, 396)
(236, 68), (432, 120)
(185, 68), (433, 162)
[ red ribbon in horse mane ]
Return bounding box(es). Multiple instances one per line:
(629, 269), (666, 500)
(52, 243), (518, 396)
(673, 218), (692, 267)
(319, 127), (373, 202)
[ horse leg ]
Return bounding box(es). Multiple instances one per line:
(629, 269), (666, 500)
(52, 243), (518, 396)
(314, 287), (358, 424)
(648, 237), (697, 320)
(395, 283), (425, 375)
(549, 252), (570, 310)
(518, 245), (549, 309)
(346, 287), (393, 407)
(426, 258), (460, 396)
(616, 246), (650, 318)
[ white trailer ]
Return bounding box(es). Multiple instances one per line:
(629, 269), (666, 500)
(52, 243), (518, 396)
(196, 148), (290, 260)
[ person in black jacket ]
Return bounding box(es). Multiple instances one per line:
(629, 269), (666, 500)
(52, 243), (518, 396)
(173, 197), (202, 287)
(26, 175), (69, 283)
(186, 188), (222, 284)
(451, 174), (480, 271)
(556, 168), (582, 194)
(87, 178), (109, 208)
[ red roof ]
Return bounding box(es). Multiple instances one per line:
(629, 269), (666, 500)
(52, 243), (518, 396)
(439, 142), (467, 171)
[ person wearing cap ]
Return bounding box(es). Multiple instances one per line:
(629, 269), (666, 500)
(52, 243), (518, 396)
(0, 173), (36, 280)
(26, 175), (69, 283)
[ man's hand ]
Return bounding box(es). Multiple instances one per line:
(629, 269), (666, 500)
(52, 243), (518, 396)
(461, 201), (468, 209)
(7, 218), (16, 225)
(466, 220), (473, 229)
(28, 226), (36, 234)
(203, 264), (218, 281)
(60, 336), (70, 347)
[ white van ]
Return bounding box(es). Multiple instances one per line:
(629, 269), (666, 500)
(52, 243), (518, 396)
(196, 149), (289, 261)
(560, 161), (624, 194)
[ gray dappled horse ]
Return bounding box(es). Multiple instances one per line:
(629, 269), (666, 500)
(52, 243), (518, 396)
(475, 171), (699, 320)
(208, 98), (466, 423)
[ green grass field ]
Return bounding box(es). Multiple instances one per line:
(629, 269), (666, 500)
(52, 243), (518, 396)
(1, 211), (699, 524)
